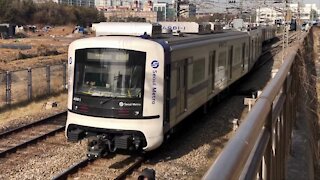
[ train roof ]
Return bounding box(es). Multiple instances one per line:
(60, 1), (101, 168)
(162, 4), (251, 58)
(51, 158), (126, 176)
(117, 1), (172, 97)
(86, 22), (260, 51)
(163, 30), (248, 44)
(158, 30), (250, 51)
(72, 30), (250, 52)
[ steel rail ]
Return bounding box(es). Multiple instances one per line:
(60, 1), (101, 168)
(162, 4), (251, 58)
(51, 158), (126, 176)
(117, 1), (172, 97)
(114, 156), (145, 180)
(52, 156), (145, 180)
(261, 31), (298, 56)
(0, 126), (65, 157)
(0, 111), (67, 139)
(253, 31), (301, 70)
(52, 158), (91, 180)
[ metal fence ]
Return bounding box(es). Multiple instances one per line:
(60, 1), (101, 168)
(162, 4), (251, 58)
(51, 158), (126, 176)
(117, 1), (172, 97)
(202, 33), (309, 179)
(0, 63), (66, 109)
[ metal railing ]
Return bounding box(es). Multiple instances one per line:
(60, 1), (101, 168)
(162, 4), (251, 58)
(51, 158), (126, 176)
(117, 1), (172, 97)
(202, 33), (308, 180)
(0, 63), (67, 109)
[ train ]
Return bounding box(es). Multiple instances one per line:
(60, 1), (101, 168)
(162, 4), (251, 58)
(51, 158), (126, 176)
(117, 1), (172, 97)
(66, 22), (276, 158)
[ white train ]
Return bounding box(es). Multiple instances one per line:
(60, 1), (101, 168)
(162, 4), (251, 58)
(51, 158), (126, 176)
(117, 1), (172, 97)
(66, 22), (275, 158)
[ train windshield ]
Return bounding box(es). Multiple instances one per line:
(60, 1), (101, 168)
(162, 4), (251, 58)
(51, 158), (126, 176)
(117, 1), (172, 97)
(74, 48), (146, 98)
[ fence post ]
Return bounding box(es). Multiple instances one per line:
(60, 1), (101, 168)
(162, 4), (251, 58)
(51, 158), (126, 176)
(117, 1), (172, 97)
(263, 110), (273, 180)
(46, 65), (50, 95)
(63, 63), (67, 90)
(27, 68), (32, 100)
(5, 71), (11, 105)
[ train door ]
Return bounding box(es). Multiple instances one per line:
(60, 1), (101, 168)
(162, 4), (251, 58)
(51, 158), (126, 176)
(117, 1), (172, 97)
(208, 51), (216, 94)
(242, 43), (246, 72)
(176, 59), (188, 116)
(250, 39), (254, 68)
(228, 46), (233, 81)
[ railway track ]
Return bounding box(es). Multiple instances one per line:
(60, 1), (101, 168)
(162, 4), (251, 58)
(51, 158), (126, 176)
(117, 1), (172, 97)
(0, 111), (67, 157)
(53, 154), (145, 180)
(254, 31), (300, 70)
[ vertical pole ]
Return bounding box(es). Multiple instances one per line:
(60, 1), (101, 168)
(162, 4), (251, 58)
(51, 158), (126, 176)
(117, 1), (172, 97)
(6, 71), (11, 105)
(263, 110), (273, 180)
(46, 65), (51, 95)
(240, 0), (243, 18)
(27, 68), (32, 100)
(286, 0), (289, 54)
(282, 0), (288, 62)
(63, 63), (67, 90)
(176, 0), (180, 22)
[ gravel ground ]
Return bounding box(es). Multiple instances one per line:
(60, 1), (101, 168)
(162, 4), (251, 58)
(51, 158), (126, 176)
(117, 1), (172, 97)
(70, 155), (138, 180)
(0, 132), (87, 180)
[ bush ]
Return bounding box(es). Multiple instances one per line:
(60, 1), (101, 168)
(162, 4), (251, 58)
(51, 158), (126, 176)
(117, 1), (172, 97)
(0, 0), (105, 26)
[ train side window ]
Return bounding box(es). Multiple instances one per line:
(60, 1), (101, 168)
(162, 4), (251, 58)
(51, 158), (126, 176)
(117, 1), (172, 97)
(192, 58), (205, 84)
(234, 46), (241, 65)
(218, 51), (226, 70)
(209, 51), (216, 75)
(242, 43), (246, 70)
(228, 46), (233, 79)
(177, 65), (180, 90)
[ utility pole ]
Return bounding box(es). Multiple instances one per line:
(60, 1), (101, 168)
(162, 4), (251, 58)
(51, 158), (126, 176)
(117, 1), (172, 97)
(282, 0), (289, 62)
(176, 0), (181, 22)
(297, 0), (301, 40)
(239, 0), (243, 18)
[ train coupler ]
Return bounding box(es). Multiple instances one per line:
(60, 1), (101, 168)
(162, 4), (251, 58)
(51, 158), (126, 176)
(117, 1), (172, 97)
(87, 135), (116, 159)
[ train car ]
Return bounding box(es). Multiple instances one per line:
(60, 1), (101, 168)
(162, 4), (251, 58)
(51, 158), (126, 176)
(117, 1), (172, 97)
(261, 26), (276, 43)
(247, 28), (262, 69)
(66, 22), (270, 158)
(289, 19), (297, 31)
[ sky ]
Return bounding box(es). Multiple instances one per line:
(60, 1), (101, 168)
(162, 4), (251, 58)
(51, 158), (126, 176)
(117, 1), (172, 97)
(304, 0), (320, 7)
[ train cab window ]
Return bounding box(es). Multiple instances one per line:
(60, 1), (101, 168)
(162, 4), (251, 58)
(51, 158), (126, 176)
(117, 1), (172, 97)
(74, 48), (146, 99)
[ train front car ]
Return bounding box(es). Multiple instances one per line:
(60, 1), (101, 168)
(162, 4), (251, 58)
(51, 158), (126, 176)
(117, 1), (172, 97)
(66, 36), (165, 158)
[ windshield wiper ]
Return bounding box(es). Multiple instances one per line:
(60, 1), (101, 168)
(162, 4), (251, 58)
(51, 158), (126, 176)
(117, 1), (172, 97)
(100, 97), (116, 105)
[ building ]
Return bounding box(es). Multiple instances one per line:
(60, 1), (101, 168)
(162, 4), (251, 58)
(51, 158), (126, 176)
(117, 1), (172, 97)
(179, 3), (196, 18)
(257, 3), (319, 24)
(301, 4), (319, 21)
(104, 11), (158, 22)
(256, 7), (283, 24)
(95, 0), (144, 11)
(32, 0), (59, 3)
(196, 12), (213, 18)
(57, 0), (95, 7)
(143, 0), (153, 11)
(153, 2), (169, 21)
(152, 2), (176, 21)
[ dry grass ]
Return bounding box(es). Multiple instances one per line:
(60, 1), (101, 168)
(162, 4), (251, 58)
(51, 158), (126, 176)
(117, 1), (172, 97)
(0, 93), (67, 126)
(0, 25), (81, 72)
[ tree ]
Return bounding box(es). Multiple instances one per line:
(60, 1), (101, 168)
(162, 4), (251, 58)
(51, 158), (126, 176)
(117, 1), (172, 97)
(97, 11), (106, 22)
(0, 1), (103, 26)
(0, 0), (10, 21)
